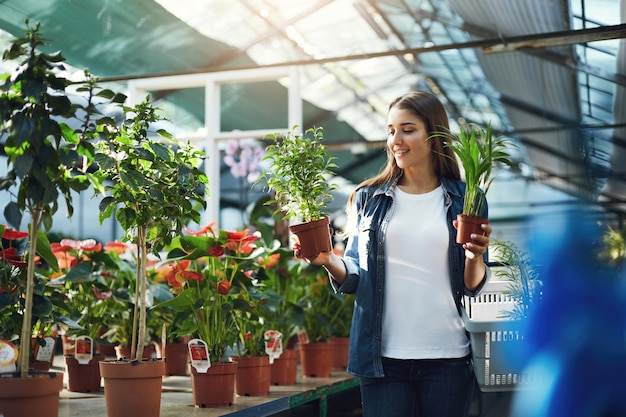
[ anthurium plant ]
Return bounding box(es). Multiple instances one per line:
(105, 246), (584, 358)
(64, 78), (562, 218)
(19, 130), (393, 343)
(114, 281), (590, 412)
(94, 97), (208, 361)
(0, 22), (122, 377)
(261, 126), (337, 223)
(0, 226), (77, 357)
(158, 223), (275, 363)
(49, 239), (138, 346)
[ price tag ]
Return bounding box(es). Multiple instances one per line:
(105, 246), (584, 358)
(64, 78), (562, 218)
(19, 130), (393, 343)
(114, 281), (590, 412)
(264, 330), (283, 364)
(0, 339), (18, 373)
(75, 336), (94, 365)
(188, 338), (210, 373)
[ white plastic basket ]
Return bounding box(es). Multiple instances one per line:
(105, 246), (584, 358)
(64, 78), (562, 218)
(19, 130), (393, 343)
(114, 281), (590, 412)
(463, 280), (539, 392)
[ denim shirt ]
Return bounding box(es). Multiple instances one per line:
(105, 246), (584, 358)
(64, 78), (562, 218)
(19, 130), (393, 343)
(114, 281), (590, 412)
(331, 177), (489, 378)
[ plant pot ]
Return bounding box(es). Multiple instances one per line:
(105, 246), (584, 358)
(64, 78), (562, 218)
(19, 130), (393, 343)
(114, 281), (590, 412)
(299, 342), (332, 378)
(114, 343), (155, 360)
(456, 214), (489, 244)
(99, 359), (165, 417)
(156, 342), (189, 376)
(96, 341), (118, 357)
(289, 217), (332, 258)
(0, 372), (63, 417)
(328, 337), (350, 369)
(61, 334), (76, 356)
(270, 348), (299, 385)
(231, 355), (271, 396)
(65, 355), (104, 393)
(31, 335), (57, 371)
(190, 361), (237, 407)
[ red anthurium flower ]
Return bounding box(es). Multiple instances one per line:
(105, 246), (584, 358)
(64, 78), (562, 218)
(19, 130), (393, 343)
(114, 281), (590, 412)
(184, 221), (218, 236)
(0, 247), (27, 268)
(225, 229), (259, 254)
(104, 241), (131, 255)
(244, 331), (252, 341)
(166, 260), (203, 288)
(1, 228), (29, 240)
(208, 245), (225, 257)
(257, 253), (280, 269)
(216, 279), (231, 295)
(93, 286), (113, 300)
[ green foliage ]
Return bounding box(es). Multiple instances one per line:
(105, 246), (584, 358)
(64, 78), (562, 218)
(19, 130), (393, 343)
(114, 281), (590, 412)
(598, 225), (626, 266)
(261, 126), (337, 223)
(94, 96), (208, 360)
(0, 21), (120, 376)
(491, 240), (542, 320)
(432, 123), (516, 217)
(296, 264), (353, 342)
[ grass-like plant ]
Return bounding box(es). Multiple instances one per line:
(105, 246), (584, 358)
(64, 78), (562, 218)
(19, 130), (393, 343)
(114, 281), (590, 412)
(434, 123), (516, 218)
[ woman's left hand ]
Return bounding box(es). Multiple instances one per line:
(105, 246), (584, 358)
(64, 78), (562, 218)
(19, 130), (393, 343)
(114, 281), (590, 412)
(453, 222), (491, 261)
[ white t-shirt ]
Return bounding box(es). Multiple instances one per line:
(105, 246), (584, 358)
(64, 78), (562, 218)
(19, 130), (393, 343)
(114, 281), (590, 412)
(381, 185), (470, 359)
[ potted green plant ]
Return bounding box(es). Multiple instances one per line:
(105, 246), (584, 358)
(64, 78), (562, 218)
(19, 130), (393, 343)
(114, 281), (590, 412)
(260, 126), (338, 257)
(94, 96), (208, 417)
(158, 223), (274, 405)
(295, 263), (341, 378)
(0, 21), (120, 416)
(432, 123), (516, 243)
(50, 238), (126, 392)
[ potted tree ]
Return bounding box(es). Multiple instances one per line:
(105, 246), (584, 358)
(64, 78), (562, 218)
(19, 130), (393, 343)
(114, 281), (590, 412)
(94, 96), (208, 417)
(0, 22), (121, 417)
(432, 123), (516, 243)
(260, 126), (337, 257)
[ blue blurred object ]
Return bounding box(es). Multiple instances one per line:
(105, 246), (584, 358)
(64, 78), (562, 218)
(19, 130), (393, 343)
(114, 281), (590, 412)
(511, 209), (626, 417)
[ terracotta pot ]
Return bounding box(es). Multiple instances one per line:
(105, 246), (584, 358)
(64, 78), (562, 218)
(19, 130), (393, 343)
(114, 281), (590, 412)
(156, 342), (189, 376)
(0, 372), (63, 417)
(31, 335), (57, 370)
(456, 214), (489, 244)
(99, 360), (165, 417)
(61, 334), (76, 356)
(328, 337), (350, 369)
(299, 342), (332, 378)
(231, 355), (271, 396)
(65, 355), (103, 393)
(28, 361), (52, 372)
(96, 341), (118, 357)
(114, 343), (155, 360)
(190, 361), (237, 407)
(289, 217), (332, 258)
(270, 348), (299, 385)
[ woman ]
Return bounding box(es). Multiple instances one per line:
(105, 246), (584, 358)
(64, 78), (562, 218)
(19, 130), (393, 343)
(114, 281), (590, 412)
(295, 91), (491, 417)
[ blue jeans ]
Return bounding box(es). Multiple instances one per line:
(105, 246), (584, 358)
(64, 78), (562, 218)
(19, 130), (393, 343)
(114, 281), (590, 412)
(359, 356), (475, 417)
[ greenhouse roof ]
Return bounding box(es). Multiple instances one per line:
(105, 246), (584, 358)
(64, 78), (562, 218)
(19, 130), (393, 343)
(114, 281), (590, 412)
(0, 0), (625, 223)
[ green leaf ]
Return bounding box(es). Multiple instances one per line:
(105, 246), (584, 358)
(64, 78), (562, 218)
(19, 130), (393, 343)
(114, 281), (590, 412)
(35, 229), (58, 271)
(4, 201), (22, 229)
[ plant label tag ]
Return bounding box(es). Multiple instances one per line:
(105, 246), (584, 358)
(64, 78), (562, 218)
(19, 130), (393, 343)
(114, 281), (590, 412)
(75, 336), (94, 364)
(188, 338), (210, 373)
(0, 339), (18, 372)
(34, 336), (56, 363)
(264, 330), (283, 364)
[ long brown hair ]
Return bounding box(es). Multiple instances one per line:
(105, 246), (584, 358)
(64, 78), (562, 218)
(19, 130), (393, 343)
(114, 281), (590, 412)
(347, 91), (461, 209)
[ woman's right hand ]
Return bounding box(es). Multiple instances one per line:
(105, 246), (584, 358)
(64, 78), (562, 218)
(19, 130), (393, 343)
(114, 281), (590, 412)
(292, 238), (333, 266)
